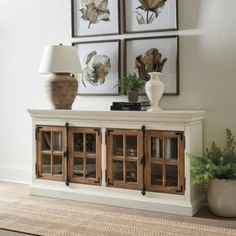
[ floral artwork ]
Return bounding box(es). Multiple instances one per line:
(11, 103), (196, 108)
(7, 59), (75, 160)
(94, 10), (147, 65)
(72, 0), (119, 37)
(135, 48), (167, 81)
(82, 50), (111, 87)
(80, 0), (110, 29)
(124, 36), (179, 95)
(124, 0), (177, 33)
(134, 0), (167, 24)
(74, 40), (120, 95)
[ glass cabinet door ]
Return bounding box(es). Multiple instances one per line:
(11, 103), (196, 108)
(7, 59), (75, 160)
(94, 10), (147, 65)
(37, 126), (66, 181)
(146, 131), (185, 194)
(69, 128), (101, 185)
(107, 129), (142, 190)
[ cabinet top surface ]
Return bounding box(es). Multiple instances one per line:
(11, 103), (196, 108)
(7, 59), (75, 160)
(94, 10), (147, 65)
(28, 109), (205, 124)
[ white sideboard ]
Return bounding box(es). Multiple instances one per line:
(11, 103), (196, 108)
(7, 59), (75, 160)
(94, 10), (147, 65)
(28, 109), (205, 216)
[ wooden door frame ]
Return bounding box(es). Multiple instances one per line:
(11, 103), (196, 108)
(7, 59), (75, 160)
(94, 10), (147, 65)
(69, 127), (102, 185)
(106, 128), (142, 190)
(145, 130), (185, 194)
(36, 126), (66, 181)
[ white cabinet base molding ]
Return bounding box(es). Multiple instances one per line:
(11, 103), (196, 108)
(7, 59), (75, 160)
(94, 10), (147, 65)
(28, 109), (205, 216)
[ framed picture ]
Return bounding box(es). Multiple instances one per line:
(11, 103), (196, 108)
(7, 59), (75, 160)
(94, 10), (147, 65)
(71, 0), (120, 37)
(124, 35), (179, 95)
(73, 40), (120, 95)
(124, 0), (178, 33)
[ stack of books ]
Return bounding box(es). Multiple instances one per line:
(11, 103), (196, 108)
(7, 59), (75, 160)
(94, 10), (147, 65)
(110, 102), (150, 111)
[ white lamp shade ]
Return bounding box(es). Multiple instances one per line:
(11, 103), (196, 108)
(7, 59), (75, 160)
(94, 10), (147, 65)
(38, 45), (82, 74)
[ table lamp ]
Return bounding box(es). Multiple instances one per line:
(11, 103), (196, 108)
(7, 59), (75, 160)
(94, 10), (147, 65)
(38, 44), (82, 109)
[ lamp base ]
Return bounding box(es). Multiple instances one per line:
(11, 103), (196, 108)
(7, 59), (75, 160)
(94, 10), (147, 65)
(49, 74), (78, 109)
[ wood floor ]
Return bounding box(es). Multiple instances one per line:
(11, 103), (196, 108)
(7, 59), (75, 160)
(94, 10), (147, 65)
(0, 181), (235, 236)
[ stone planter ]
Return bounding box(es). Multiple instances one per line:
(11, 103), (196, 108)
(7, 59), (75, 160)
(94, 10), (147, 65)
(207, 178), (236, 217)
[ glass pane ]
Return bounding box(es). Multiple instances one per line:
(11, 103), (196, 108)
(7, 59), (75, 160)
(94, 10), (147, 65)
(86, 158), (96, 178)
(151, 163), (162, 185)
(53, 132), (62, 151)
(53, 155), (62, 175)
(113, 135), (123, 156)
(126, 136), (137, 157)
(113, 160), (123, 181)
(151, 137), (163, 159)
(166, 165), (178, 186)
(126, 161), (137, 182)
(41, 132), (51, 151)
(74, 133), (83, 152)
(166, 138), (178, 160)
(86, 133), (96, 154)
(73, 157), (83, 177)
(42, 154), (51, 174)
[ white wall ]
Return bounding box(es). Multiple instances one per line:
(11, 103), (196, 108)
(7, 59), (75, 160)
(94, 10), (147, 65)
(0, 0), (236, 183)
(0, 0), (71, 182)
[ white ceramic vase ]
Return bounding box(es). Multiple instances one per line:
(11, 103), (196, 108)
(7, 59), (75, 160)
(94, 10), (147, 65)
(145, 72), (165, 112)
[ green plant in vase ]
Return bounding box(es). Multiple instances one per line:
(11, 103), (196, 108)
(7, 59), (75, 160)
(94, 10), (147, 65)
(190, 129), (236, 217)
(117, 73), (145, 102)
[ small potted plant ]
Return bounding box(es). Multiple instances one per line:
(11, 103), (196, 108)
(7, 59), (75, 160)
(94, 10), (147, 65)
(117, 73), (145, 102)
(191, 129), (236, 217)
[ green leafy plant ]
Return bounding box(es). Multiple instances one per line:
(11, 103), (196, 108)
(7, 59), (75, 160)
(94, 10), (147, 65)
(191, 129), (236, 184)
(117, 73), (145, 95)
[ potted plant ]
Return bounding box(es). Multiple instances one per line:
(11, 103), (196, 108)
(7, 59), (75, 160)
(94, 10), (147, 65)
(191, 129), (236, 217)
(117, 73), (145, 102)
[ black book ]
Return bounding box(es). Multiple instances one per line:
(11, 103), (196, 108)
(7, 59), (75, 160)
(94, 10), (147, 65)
(112, 101), (150, 107)
(110, 105), (141, 111)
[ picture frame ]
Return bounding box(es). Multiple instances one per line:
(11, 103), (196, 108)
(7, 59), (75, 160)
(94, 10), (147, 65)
(73, 40), (120, 95)
(71, 0), (120, 37)
(123, 0), (178, 34)
(124, 35), (179, 95)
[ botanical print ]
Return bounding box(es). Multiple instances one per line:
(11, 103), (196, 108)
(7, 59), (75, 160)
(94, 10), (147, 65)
(82, 50), (111, 87)
(135, 48), (167, 81)
(80, 0), (110, 29)
(75, 40), (119, 94)
(134, 0), (167, 24)
(125, 36), (178, 94)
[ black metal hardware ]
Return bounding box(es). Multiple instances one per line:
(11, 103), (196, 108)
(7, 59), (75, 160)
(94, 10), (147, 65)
(107, 129), (113, 137)
(141, 125), (146, 196)
(94, 177), (101, 184)
(106, 129), (113, 145)
(105, 130), (107, 145)
(95, 129), (102, 144)
(35, 163), (42, 177)
(35, 163), (38, 177)
(176, 179), (185, 193)
(176, 132), (184, 140)
(107, 178), (113, 185)
(94, 128), (101, 136)
(176, 131), (185, 149)
(105, 169), (107, 182)
(176, 185), (183, 193)
(64, 122), (70, 186)
(35, 126), (42, 140)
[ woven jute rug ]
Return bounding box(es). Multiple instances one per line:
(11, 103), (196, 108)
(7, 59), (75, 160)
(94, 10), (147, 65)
(0, 195), (235, 236)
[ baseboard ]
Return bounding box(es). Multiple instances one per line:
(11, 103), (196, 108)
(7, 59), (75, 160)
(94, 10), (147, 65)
(30, 183), (197, 216)
(0, 164), (31, 184)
